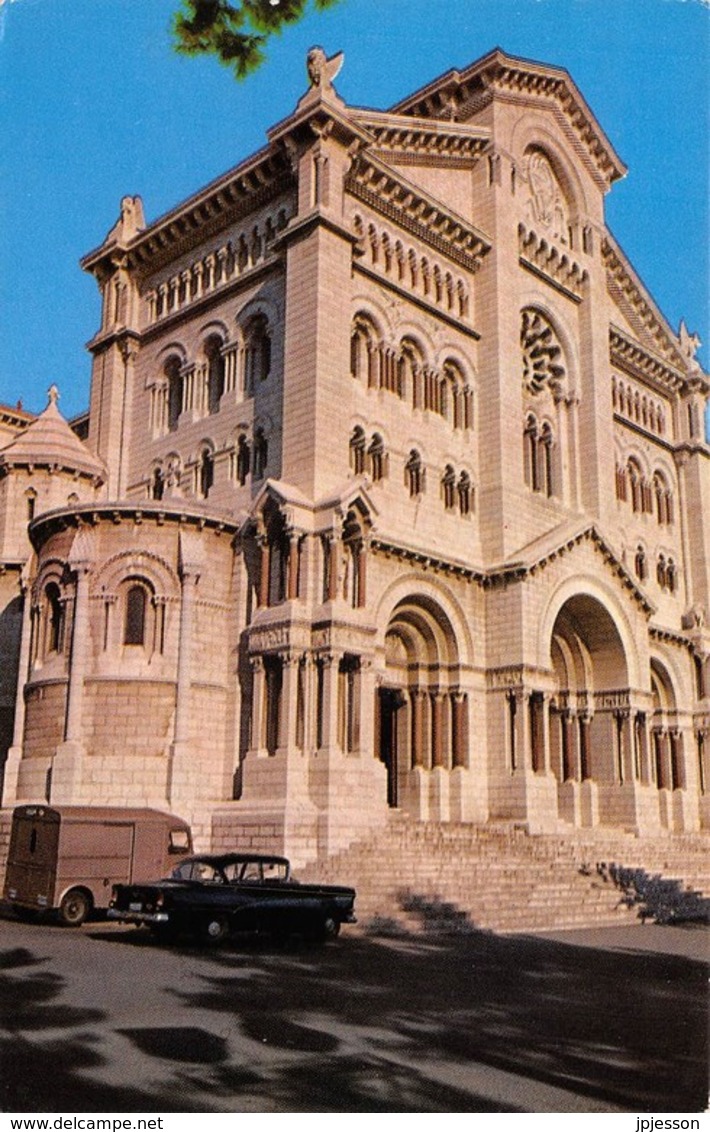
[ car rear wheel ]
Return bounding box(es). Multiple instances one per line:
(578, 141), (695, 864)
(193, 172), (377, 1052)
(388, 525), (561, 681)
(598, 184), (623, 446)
(58, 889), (91, 927)
(323, 916), (341, 939)
(200, 914), (229, 946)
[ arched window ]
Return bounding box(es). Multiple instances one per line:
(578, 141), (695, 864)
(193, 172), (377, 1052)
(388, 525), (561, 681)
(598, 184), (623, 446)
(666, 558), (676, 593)
(527, 409), (554, 493)
(398, 338), (423, 407)
(205, 336), (225, 414)
(197, 447), (214, 498)
(350, 315), (378, 384)
(236, 435), (250, 486)
(442, 360), (467, 428)
(457, 471), (472, 516)
(244, 315), (271, 391)
(524, 414), (539, 491)
(253, 429), (268, 479)
(627, 459), (643, 513)
(124, 584), (147, 646)
(342, 509), (366, 608)
(350, 426), (366, 475)
(26, 490), (37, 523)
(150, 465), (165, 501)
(45, 583), (64, 654)
(540, 422), (554, 497)
(166, 356), (183, 432)
(368, 434), (386, 482)
(406, 450), (424, 497)
(653, 471), (674, 525)
(442, 465), (456, 510)
(264, 505), (288, 606)
(635, 545), (647, 581)
(656, 554), (666, 589)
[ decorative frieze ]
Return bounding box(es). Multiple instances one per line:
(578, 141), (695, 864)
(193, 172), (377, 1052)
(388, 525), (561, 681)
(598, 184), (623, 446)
(346, 153), (491, 272)
(144, 205), (291, 327)
(352, 111), (490, 167)
(518, 224), (588, 302)
(609, 325), (686, 395)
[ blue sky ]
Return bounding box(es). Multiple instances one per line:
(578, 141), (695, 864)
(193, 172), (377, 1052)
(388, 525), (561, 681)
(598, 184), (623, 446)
(0, 0), (708, 420)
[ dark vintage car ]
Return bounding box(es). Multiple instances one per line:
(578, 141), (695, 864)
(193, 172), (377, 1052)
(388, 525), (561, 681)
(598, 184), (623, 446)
(108, 853), (357, 946)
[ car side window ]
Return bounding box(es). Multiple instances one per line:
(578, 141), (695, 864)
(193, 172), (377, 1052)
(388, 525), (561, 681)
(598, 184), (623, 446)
(195, 863), (223, 883)
(240, 862), (262, 883)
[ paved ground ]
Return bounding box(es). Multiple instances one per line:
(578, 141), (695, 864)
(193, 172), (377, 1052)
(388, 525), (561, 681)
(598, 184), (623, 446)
(0, 908), (707, 1113)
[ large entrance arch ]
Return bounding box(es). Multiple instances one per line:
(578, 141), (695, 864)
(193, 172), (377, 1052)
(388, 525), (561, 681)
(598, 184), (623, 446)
(377, 595), (467, 816)
(548, 594), (644, 826)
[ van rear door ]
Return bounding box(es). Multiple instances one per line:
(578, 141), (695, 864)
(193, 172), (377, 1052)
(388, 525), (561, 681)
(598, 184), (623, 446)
(4, 806), (60, 910)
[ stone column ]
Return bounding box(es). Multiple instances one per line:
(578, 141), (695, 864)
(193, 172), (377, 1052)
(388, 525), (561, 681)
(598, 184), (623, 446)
(50, 558), (92, 804)
(358, 658), (376, 761)
(318, 653), (342, 754)
(561, 710), (576, 781)
(223, 345), (240, 394)
(411, 688), (425, 768)
(657, 730), (672, 790)
(670, 729), (684, 790)
(579, 715), (591, 780)
(64, 565), (91, 744)
(257, 534), (270, 608)
(431, 691), (445, 769)
(2, 574), (33, 805)
(286, 532), (301, 600)
(277, 652), (300, 754)
(328, 535), (340, 601)
(451, 691), (468, 769)
(249, 655), (268, 758)
(173, 568), (198, 746)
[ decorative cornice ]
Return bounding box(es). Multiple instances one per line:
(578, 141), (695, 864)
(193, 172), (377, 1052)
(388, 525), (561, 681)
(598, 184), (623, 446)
(353, 260), (480, 340)
(603, 236), (704, 381)
(486, 525), (655, 616)
(351, 110), (491, 167)
(371, 536), (487, 583)
(29, 501), (239, 554)
(518, 223), (588, 303)
(649, 624), (696, 653)
(390, 49), (626, 188)
(82, 148), (295, 281)
(0, 404), (34, 434)
(609, 325), (687, 395)
(345, 152), (491, 272)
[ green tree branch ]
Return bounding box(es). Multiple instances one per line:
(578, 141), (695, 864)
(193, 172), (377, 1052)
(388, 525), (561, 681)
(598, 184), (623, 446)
(173, 0), (342, 79)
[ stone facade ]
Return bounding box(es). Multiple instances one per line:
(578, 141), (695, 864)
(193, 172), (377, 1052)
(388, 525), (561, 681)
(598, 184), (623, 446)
(1, 49), (708, 864)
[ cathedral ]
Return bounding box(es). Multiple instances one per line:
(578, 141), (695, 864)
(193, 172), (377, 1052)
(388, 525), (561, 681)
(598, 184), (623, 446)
(1, 48), (708, 864)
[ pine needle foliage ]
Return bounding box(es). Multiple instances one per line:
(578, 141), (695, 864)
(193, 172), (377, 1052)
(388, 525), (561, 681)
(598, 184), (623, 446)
(174, 0), (342, 79)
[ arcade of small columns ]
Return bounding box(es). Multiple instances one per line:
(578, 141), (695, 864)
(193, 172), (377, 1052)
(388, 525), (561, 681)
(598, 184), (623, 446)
(504, 686), (690, 793)
(244, 519), (471, 801)
(244, 644), (470, 792)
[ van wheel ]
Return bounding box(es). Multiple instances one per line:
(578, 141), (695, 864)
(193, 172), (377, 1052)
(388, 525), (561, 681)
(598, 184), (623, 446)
(58, 889), (91, 927)
(200, 914), (229, 946)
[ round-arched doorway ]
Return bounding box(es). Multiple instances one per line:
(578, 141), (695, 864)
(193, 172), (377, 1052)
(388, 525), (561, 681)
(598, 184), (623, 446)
(378, 595), (466, 811)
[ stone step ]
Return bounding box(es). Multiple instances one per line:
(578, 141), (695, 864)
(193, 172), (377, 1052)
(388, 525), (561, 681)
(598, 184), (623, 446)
(299, 817), (710, 934)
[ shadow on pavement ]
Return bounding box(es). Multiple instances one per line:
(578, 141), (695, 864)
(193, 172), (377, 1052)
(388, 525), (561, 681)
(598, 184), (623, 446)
(0, 918), (707, 1113)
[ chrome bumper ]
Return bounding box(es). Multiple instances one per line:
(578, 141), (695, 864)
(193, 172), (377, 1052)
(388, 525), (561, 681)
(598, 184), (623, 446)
(108, 909), (169, 924)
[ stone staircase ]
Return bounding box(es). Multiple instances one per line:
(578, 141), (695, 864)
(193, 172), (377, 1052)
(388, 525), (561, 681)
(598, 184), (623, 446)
(298, 816), (710, 934)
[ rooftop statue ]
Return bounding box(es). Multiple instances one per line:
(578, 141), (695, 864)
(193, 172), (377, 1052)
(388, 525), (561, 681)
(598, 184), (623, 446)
(306, 45), (344, 93)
